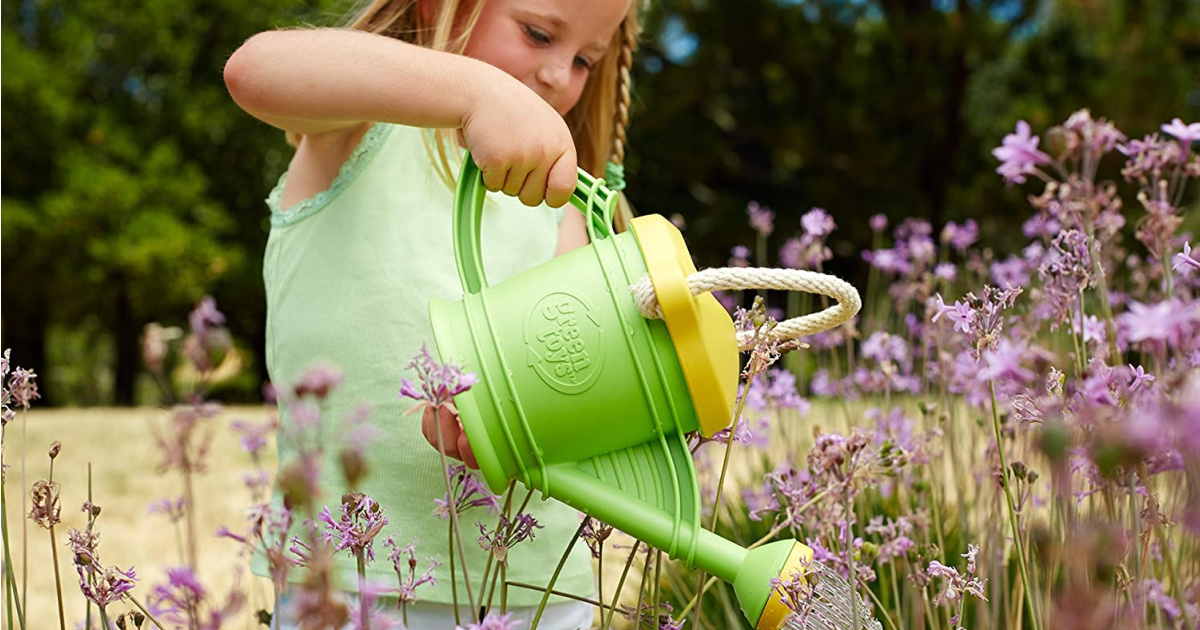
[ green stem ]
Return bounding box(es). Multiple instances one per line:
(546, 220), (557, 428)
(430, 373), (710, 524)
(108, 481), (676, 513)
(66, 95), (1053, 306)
(127, 594), (167, 630)
(448, 519), (461, 626)
(432, 411), (476, 617)
(50, 524), (66, 630)
(1157, 521), (1193, 630)
(506, 581), (615, 611)
(478, 482), (516, 614)
(1, 475), (27, 630)
(357, 551), (369, 630)
(863, 579), (899, 630)
(531, 518), (588, 629)
(85, 464), (93, 630)
(693, 371), (758, 629)
(602, 541), (640, 630)
(989, 381), (1040, 630)
(651, 550), (662, 628)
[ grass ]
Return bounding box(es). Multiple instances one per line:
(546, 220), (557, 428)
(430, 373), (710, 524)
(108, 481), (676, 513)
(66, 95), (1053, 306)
(4, 405), (278, 628)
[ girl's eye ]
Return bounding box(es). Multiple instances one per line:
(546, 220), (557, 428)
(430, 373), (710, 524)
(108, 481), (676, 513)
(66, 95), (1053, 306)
(573, 55), (592, 70)
(523, 25), (551, 45)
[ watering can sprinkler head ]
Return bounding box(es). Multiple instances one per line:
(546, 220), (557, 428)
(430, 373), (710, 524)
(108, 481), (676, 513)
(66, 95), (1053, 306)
(432, 154), (871, 630)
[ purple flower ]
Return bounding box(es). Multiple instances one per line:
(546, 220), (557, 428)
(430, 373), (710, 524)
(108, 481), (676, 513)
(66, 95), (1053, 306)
(729, 245), (752, 268)
(992, 120), (1051, 185)
(435, 464), (501, 518)
(293, 362), (344, 400)
(230, 418), (276, 456)
(79, 565), (139, 610)
(1160, 118), (1200, 146)
(934, 262), (957, 282)
(188, 296), (226, 337)
(800, 208), (835, 238)
(869, 213), (888, 233)
(747, 201), (774, 236)
(3, 359), (40, 417)
(1127, 364), (1156, 392)
(147, 497), (187, 522)
(941, 219), (979, 252)
(1173, 241), (1200, 274)
(477, 512), (543, 564)
(384, 536), (439, 606)
(315, 493), (389, 564)
(976, 338), (1036, 385)
(932, 295), (973, 334)
(1120, 299), (1195, 346)
(399, 345), (480, 407)
(779, 237), (802, 269)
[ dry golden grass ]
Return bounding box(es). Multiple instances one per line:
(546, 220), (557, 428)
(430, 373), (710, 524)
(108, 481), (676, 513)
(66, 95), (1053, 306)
(2, 406), (650, 629)
(3, 405), (278, 628)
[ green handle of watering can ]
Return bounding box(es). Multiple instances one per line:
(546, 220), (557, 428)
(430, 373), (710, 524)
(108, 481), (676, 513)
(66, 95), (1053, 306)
(453, 152), (621, 294)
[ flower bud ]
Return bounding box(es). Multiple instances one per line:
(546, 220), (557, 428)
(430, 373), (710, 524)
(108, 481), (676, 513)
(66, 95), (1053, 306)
(49, 441), (61, 459)
(132, 612), (145, 629)
(116, 615), (127, 630)
(340, 448), (368, 491)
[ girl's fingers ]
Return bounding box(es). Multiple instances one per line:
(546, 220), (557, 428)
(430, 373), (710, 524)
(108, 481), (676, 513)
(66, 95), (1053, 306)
(457, 429), (479, 470)
(545, 149), (577, 209)
(502, 162), (533, 197)
(481, 163), (507, 193)
(518, 162), (552, 208)
(422, 404), (464, 461)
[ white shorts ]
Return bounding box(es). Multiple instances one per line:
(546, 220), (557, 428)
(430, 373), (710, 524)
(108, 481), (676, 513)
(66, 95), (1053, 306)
(272, 593), (597, 629)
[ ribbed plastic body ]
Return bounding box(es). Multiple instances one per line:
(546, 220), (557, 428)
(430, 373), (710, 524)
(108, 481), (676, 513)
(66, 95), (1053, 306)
(431, 154), (796, 628)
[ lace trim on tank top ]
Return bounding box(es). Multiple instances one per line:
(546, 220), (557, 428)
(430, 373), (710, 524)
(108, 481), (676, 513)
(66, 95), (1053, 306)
(266, 123), (392, 228)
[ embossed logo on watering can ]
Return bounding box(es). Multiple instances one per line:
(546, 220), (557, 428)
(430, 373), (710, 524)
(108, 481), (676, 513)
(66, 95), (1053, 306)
(524, 292), (604, 394)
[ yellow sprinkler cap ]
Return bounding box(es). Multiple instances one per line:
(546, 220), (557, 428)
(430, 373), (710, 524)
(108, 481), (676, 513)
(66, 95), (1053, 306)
(630, 214), (737, 437)
(756, 542), (816, 630)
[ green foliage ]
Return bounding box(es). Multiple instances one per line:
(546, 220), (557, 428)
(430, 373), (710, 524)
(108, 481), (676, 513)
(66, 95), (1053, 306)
(3, 0), (1198, 404)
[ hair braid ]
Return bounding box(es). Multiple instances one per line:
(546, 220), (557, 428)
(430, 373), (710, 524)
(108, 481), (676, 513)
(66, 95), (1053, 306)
(609, 12), (640, 232)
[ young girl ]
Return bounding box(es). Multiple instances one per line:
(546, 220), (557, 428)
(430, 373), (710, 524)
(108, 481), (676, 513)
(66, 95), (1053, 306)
(224, 0), (639, 626)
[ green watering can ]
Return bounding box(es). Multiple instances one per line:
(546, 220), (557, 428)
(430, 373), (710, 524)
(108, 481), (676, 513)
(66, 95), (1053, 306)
(430, 155), (865, 630)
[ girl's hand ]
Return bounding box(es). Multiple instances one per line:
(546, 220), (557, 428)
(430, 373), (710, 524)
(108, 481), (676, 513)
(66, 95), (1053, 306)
(421, 403), (479, 470)
(460, 76), (578, 209)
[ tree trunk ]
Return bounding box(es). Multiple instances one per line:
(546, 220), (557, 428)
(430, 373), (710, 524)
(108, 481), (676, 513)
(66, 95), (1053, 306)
(0, 297), (51, 405)
(113, 279), (138, 406)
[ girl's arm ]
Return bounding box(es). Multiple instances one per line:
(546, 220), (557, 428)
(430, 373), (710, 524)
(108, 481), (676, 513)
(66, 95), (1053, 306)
(224, 28), (577, 208)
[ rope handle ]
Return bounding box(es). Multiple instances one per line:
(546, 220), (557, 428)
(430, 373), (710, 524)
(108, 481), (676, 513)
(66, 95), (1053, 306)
(630, 267), (862, 351)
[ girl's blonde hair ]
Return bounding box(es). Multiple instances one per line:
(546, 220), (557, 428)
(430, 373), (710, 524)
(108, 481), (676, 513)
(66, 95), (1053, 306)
(331, 0), (641, 231)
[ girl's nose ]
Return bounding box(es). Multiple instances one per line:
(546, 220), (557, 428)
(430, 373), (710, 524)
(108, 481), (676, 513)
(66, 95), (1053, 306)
(535, 54), (572, 93)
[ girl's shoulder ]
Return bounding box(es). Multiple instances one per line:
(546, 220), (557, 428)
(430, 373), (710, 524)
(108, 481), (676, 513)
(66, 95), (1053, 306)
(266, 122), (425, 228)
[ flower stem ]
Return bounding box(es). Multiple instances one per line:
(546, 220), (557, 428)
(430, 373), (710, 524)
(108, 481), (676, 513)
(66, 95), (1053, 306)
(1, 473), (27, 630)
(448, 519), (460, 626)
(85, 463), (93, 630)
(531, 518), (587, 629)
(694, 371), (758, 628)
(183, 469), (199, 572)
(989, 380), (1040, 630)
(602, 541), (640, 630)
(49, 524), (66, 630)
(432, 409), (476, 617)
(127, 594), (167, 630)
(506, 581), (615, 611)
(357, 551), (370, 630)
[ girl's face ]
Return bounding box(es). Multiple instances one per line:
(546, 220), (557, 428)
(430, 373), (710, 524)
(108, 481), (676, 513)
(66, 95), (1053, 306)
(462, 0), (630, 116)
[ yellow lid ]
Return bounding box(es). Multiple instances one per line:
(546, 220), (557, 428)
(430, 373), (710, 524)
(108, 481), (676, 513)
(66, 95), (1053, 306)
(630, 215), (737, 437)
(756, 542), (816, 630)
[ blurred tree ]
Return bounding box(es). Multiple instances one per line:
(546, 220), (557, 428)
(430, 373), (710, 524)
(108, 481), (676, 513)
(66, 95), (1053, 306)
(625, 0), (1200, 274)
(1, 0), (346, 404)
(3, 0), (1197, 405)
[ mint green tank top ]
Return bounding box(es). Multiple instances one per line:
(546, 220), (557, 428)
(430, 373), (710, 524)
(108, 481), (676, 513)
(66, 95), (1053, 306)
(255, 122), (594, 605)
